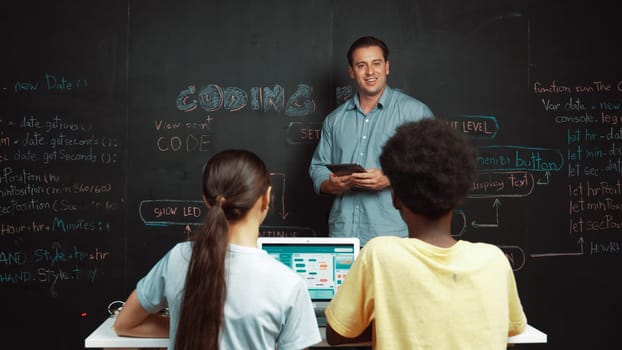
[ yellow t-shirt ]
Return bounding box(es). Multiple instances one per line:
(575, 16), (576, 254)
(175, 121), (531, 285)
(325, 237), (527, 350)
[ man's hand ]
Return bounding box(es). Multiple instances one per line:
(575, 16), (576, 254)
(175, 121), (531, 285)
(350, 168), (390, 191)
(320, 173), (354, 195)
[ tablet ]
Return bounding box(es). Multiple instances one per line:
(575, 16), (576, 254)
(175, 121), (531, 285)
(326, 163), (366, 176)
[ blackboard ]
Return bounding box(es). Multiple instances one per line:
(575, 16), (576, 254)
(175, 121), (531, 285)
(1, 1), (620, 349)
(0, 1), (128, 349)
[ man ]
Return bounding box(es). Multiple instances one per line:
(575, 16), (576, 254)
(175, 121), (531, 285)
(324, 119), (527, 349)
(309, 36), (434, 245)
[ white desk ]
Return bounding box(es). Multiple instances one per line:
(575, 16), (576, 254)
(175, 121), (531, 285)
(85, 316), (547, 349)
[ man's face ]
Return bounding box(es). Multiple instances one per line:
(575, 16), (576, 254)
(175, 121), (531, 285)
(348, 45), (390, 99)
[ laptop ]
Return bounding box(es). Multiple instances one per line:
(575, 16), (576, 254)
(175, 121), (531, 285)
(256, 236), (360, 326)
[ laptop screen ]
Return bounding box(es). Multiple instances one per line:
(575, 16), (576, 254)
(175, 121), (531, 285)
(257, 237), (360, 301)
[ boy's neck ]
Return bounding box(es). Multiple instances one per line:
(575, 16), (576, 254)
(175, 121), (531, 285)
(406, 212), (457, 248)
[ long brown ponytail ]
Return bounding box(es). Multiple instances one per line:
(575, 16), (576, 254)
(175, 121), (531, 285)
(174, 150), (270, 350)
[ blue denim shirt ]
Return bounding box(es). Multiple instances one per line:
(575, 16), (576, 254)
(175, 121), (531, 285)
(309, 86), (433, 245)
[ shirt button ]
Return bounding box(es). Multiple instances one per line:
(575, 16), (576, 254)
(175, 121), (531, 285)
(362, 135), (367, 139)
(360, 152), (364, 156)
(365, 119), (369, 123)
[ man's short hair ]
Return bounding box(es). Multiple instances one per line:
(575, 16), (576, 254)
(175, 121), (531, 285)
(347, 36), (389, 66)
(380, 119), (478, 219)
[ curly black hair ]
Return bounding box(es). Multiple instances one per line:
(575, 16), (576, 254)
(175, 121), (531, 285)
(380, 119), (478, 219)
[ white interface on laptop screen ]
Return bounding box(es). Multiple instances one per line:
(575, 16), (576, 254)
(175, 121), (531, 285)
(261, 243), (356, 300)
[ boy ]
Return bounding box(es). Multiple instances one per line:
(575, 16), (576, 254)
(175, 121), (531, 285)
(325, 119), (527, 349)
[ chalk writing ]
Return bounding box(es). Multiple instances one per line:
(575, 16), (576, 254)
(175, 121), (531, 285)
(139, 200), (205, 226)
(499, 245), (526, 271)
(0, 166), (118, 220)
(154, 117), (213, 131)
(476, 145), (564, 172)
(1, 221), (50, 235)
(450, 210), (467, 237)
(286, 121), (322, 144)
(532, 80), (622, 95)
(0, 245), (109, 285)
(155, 134), (211, 153)
(336, 85), (354, 103)
(3, 115), (120, 165)
(589, 240), (621, 255)
(138, 173), (290, 226)
(569, 215), (622, 233)
(532, 81), (572, 94)
(447, 115), (499, 139)
(1, 74), (124, 296)
(532, 79), (622, 253)
(175, 83), (316, 117)
(470, 171), (535, 198)
(153, 115), (214, 153)
(259, 226), (316, 237)
(12, 73), (88, 94)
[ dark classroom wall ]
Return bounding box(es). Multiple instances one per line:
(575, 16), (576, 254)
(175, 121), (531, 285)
(1, 1), (620, 349)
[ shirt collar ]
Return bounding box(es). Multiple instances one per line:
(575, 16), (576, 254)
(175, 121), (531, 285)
(347, 85), (393, 111)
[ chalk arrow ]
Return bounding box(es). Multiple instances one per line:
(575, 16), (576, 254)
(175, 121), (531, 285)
(184, 224), (192, 240)
(471, 198), (501, 228)
(529, 237), (585, 258)
(536, 171), (551, 185)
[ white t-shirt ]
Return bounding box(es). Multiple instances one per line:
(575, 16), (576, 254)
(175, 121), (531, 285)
(137, 241), (321, 350)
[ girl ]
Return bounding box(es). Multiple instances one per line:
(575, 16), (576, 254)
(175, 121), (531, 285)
(114, 150), (321, 350)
